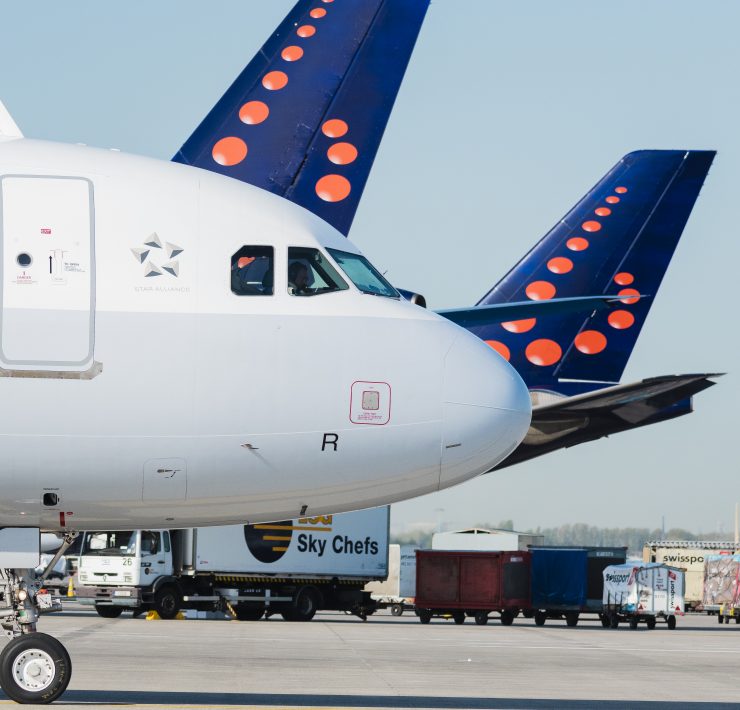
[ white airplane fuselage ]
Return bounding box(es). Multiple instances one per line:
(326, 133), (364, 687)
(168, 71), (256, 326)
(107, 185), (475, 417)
(0, 137), (531, 532)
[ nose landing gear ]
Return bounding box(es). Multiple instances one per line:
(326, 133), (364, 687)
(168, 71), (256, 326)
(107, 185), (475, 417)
(0, 632), (70, 704)
(0, 532), (76, 704)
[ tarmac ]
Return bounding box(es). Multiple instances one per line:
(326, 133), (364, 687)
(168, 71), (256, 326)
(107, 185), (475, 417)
(1, 604), (739, 709)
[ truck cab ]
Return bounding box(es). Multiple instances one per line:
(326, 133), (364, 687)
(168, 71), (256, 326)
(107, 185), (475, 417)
(77, 530), (180, 618)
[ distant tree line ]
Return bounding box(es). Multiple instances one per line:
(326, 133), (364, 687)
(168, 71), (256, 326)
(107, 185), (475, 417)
(391, 521), (731, 555)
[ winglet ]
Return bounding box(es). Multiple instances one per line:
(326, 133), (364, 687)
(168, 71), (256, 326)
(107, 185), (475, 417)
(0, 101), (22, 139)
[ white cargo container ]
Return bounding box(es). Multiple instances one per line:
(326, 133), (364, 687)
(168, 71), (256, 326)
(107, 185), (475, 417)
(602, 562), (684, 629)
(432, 527), (544, 552)
(365, 544), (417, 615)
(77, 507), (389, 621)
(642, 540), (740, 610)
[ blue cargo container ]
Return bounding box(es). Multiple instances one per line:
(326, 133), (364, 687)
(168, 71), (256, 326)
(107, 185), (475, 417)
(528, 546), (627, 627)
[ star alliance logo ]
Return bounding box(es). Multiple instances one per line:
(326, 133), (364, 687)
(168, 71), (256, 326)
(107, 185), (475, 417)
(131, 233), (184, 277)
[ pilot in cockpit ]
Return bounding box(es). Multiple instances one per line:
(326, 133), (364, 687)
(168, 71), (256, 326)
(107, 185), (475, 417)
(288, 261), (310, 296)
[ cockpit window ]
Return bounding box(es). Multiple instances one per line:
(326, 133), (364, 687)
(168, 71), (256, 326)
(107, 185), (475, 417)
(287, 247), (348, 297)
(231, 246), (273, 296)
(326, 249), (399, 298)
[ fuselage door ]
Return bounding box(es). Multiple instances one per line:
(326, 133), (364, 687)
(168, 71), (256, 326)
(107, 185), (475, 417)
(0, 175), (95, 374)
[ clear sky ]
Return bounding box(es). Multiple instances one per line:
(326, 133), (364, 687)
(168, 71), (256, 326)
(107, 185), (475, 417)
(2, 1), (737, 535)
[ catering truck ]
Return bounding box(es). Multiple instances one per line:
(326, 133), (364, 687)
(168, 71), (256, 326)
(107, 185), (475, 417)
(76, 506), (389, 621)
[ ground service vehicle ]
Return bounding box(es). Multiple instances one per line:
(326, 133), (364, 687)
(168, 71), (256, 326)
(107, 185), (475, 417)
(701, 554), (740, 623)
(643, 541), (740, 610)
(77, 507), (389, 621)
(602, 563), (684, 629)
(414, 550), (530, 625)
(529, 546), (627, 627)
(366, 544), (417, 615)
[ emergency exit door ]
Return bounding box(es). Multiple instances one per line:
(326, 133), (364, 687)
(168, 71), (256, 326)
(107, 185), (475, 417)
(0, 176), (95, 372)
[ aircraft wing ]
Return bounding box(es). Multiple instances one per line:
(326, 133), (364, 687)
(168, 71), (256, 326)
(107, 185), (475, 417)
(493, 373), (720, 470)
(173, 0), (430, 236)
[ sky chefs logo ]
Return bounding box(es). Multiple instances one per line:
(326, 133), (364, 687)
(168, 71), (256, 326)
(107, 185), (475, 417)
(243, 516), (380, 562)
(244, 521), (294, 563)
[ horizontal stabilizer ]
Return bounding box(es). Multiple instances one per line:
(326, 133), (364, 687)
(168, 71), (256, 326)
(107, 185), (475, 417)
(492, 374), (720, 470)
(437, 294), (646, 329)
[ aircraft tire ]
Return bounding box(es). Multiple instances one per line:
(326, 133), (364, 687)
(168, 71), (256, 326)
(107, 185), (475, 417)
(94, 605), (123, 619)
(0, 632), (71, 704)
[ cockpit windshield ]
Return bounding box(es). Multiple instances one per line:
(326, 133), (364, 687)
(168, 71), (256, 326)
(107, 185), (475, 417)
(81, 531), (137, 556)
(287, 247), (349, 296)
(326, 249), (399, 299)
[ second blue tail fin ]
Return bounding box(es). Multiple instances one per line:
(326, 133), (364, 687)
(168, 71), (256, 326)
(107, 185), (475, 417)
(470, 150), (715, 388)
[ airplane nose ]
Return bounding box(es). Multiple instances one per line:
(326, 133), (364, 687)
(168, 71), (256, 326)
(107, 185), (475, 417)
(440, 332), (531, 489)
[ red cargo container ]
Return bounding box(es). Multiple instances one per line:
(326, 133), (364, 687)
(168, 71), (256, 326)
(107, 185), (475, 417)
(415, 550), (531, 625)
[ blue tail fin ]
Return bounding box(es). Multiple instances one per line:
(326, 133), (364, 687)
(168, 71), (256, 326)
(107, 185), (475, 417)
(173, 0), (429, 236)
(471, 150), (715, 389)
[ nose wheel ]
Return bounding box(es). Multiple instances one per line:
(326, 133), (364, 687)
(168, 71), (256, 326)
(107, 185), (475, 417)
(0, 633), (71, 704)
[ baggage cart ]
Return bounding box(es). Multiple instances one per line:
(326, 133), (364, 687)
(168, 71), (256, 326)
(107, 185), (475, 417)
(414, 550), (530, 625)
(528, 546), (627, 627)
(701, 554), (740, 624)
(602, 562), (684, 629)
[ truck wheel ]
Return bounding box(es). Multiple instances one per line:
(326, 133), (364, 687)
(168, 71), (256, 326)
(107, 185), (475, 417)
(500, 610), (515, 626)
(287, 587), (320, 622)
(452, 612), (465, 625)
(418, 609), (432, 624)
(474, 612), (488, 626)
(390, 604), (403, 617)
(0, 632), (71, 704)
(629, 617), (639, 630)
(154, 585), (181, 620)
(667, 615), (677, 630)
(735, 616), (740, 624)
(600, 615), (610, 628)
(646, 617), (656, 630)
(94, 605), (123, 619)
(565, 612), (579, 628)
(609, 614), (619, 629)
(235, 605), (264, 621)
(718, 614), (724, 624)
(534, 611), (547, 627)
